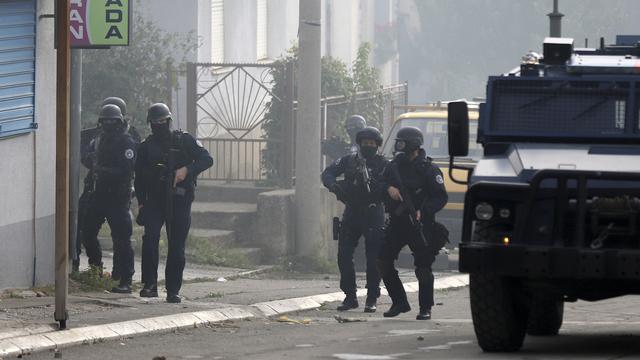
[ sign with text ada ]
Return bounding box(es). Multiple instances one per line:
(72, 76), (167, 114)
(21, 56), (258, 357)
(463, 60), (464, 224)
(70, 0), (130, 48)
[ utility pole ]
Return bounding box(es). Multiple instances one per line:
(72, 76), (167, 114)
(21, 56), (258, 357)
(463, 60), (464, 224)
(548, 0), (563, 37)
(295, 0), (323, 257)
(69, 49), (82, 273)
(55, 0), (71, 330)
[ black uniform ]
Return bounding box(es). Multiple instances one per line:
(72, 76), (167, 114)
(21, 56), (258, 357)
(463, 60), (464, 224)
(378, 149), (448, 312)
(322, 153), (388, 301)
(135, 131), (213, 296)
(80, 130), (137, 282)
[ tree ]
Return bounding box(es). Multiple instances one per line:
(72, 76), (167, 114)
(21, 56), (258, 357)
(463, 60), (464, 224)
(261, 43), (383, 183)
(81, 15), (197, 131)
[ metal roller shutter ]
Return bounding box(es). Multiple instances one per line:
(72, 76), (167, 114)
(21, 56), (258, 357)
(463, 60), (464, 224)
(0, 0), (37, 137)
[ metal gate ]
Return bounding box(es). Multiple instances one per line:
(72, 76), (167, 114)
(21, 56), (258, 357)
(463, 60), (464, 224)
(186, 62), (291, 183)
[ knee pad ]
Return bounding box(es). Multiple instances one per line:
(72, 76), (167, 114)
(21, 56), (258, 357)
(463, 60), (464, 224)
(415, 267), (433, 283)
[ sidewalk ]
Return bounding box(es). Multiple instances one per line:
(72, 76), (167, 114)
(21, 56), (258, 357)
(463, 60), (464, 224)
(0, 255), (469, 358)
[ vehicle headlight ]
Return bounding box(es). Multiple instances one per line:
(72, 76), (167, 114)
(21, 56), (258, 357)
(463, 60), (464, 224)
(498, 208), (511, 219)
(475, 202), (494, 220)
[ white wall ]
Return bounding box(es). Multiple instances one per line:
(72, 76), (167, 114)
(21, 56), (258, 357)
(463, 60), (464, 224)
(0, 0), (57, 289)
(224, 0), (257, 62)
(267, 0), (299, 59)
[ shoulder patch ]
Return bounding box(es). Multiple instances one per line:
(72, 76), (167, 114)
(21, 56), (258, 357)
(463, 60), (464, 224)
(435, 174), (444, 185)
(124, 149), (134, 160)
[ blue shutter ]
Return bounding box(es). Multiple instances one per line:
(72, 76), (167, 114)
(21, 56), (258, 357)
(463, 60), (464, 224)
(0, 0), (36, 138)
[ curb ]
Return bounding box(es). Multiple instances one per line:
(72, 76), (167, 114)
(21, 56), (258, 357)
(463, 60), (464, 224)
(0, 274), (468, 358)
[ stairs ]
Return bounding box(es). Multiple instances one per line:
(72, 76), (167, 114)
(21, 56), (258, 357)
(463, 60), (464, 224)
(190, 182), (275, 265)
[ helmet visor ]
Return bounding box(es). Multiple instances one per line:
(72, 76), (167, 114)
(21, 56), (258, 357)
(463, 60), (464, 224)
(394, 140), (406, 152)
(149, 116), (170, 125)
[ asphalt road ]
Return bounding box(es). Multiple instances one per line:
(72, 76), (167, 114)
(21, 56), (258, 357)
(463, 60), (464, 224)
(26, 287), (640, 360)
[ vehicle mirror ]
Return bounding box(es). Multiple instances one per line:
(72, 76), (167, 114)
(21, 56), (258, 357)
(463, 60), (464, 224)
(448, 101), (469, 157)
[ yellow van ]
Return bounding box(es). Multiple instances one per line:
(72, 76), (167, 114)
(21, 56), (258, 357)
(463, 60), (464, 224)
(381, 103), (481, 246)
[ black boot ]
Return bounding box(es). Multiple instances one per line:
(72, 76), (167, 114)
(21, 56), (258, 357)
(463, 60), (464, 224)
(364, 296), (377, 313)
(139, 284), (158, 298)
(383, 302), (411, 318)
(416, 308), (431, 320)
(111, 279), (132, 294)
(166, 293), (182, 303)
(337, 295), (359, 311)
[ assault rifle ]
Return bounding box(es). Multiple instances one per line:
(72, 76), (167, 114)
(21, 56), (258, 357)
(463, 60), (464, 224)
(355, 154), (371, 194)
(388, 160), (428, 246)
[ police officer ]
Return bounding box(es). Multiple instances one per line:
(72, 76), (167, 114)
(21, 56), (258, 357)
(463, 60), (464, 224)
(322, 126), (388, 312)
(321, 115), (367, 160)
(377, 126), (448, 320)
(75, 97), (133, 279)
(135, 103), (213, 303)
(80, 104), (137, 293)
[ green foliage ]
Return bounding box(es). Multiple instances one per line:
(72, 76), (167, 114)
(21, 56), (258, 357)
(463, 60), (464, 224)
(70, 266), (117, 292)
(81, 13), (197, 131)
(277, 255), (338, 274)
(261, 42), (383, 182)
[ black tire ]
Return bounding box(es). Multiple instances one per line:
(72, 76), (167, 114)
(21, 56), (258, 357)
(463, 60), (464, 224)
(470, 272), (527, 352)
(527, 298), (564, 336)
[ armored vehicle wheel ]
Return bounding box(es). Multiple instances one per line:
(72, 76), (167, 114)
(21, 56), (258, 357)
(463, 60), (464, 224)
(527, 297), (564, 336)
(470, 273), (527, 352)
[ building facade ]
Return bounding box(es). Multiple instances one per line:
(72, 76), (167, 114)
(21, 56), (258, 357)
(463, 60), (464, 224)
(0, 0), (57, 289)
(138, 0), (400, 128)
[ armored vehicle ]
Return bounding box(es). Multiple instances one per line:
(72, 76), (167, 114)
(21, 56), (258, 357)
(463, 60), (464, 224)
(447, 36), (640, 352)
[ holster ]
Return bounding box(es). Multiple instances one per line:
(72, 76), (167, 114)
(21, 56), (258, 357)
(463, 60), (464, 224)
(332, 217), (341, 241)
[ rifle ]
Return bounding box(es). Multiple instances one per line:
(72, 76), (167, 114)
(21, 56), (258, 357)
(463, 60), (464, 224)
(389, 161), (428, 246)
(162, 145), (180, 242)
(355, 154), (371, 194)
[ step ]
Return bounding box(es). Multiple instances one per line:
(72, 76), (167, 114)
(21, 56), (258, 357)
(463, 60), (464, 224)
(190, 228), (237, 246)
(235, 247), (263, 265)
(191, 202), (257, 244)
(196, 182), (276, 203)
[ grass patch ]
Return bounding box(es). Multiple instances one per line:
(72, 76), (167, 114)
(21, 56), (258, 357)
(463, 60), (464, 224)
(70, 266), (117, 292)
(205, 292), (224, 298)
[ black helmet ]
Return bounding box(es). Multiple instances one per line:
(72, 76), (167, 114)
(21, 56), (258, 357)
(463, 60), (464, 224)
(147, 103), (172, 123)
(98, 104), (124, 122)
(102, 97), (127, 116)
(346, 115), (366, 132)
(395, 126), (423, 152)
(355, 126), (383, 146)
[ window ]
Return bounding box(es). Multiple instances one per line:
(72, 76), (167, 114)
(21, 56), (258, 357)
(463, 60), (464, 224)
(256, 0), (267, 60)
(0, 0), (37, 138)
(211, 0), (224, 63)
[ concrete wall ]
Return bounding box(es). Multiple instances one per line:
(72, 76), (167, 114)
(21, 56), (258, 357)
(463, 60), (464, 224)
(267, 0), (299, 59)
(223, 0), (257, 62)
(0, 0), (57, 290)
(256, 188), (341, 262)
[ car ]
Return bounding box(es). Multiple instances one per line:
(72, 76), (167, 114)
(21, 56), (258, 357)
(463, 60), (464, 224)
(447, 36), (640, 352)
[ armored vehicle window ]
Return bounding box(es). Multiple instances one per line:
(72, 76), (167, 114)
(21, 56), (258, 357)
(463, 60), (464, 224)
(489, 79), (634, 137)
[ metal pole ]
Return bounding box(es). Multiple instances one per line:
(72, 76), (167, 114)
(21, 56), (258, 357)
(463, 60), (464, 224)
(55, 0), (71, 330)
(186, 62), (197, 136)
(281, 61), (295, 189)
(548, 0), (563, 37)
(295, 0), (322, 257)
(69, 49), (82, 271)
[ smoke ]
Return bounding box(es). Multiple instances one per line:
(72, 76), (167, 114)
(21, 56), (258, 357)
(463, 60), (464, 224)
(396, 0), (640, 103)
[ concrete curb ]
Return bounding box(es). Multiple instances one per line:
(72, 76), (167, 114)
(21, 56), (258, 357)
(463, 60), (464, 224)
(0, 274), (469, 358)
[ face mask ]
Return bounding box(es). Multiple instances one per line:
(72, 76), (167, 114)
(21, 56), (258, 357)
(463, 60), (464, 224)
(360, 145), (377, 159)
(100, 119), (121, 135)
(394, 152), (411, 164)
(151, 123), (171, 138)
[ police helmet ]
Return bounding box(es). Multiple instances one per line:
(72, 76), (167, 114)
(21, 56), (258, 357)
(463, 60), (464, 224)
(98, 104), (124, 122)
(345, 115), (366, 132)
(147, 103), (172, 123)
(102, 97), (127, 116)
(395, 126), (423, 152)
(355, 126), (383, 146)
